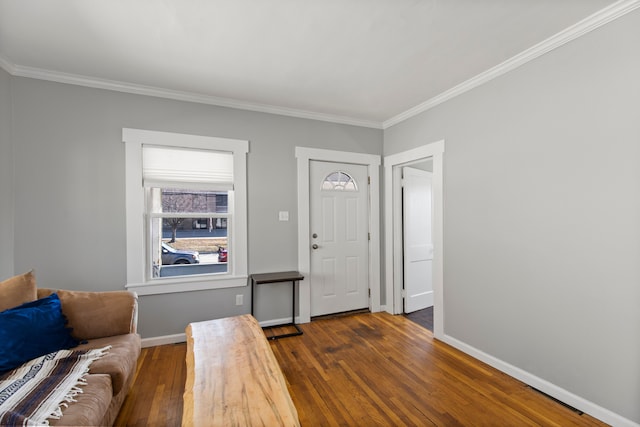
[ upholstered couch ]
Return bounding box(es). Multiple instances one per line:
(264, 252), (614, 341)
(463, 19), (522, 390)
(0, 271), (141, 426)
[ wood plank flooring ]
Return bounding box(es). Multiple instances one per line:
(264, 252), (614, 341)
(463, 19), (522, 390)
(115, 312), (607, 426)
(114, 343), (186, 427)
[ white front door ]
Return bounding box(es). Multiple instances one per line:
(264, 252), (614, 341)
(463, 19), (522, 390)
(310, 160), (369, 317)
(403, 167), (433, 313)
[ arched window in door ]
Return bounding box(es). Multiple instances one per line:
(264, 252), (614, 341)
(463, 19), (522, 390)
(322, 171), (358, 191)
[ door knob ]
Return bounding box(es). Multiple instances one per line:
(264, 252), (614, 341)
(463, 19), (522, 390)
(312, 244), (319, 250)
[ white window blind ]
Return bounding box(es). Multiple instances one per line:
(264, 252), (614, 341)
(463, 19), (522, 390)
(142, 145), (234, 190)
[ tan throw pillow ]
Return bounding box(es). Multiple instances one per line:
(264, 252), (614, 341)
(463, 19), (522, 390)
(54, 289), (136, 340)
(0, 270), (37, 312)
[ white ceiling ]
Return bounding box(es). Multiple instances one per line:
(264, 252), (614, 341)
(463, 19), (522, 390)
(0, 0), (620, 128)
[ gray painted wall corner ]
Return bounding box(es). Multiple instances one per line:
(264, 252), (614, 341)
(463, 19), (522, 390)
(0, 67), (14, 279)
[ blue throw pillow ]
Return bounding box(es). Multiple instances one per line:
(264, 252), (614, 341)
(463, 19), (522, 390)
(0, 293), (79, 373)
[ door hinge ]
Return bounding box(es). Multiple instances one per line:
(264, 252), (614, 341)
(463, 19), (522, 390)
(368, 176), (371, 185)
(368, 232), (371, 241)
(368, 289), (371, 297)
(401, 289), (407, 298)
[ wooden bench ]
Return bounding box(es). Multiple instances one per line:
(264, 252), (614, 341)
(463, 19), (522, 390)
(182, 314), (300, 427)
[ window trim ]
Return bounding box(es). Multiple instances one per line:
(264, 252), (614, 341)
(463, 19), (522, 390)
(123, 128), (249, 296)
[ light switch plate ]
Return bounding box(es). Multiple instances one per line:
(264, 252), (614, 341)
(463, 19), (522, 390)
(279, 211), (289, 221)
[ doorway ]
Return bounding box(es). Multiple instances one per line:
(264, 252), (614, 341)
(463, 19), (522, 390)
(384, 141), (444, 339)
(309, 160), (369, 316)
(296, 147), (381, 324)
(402, 164), (434, 314)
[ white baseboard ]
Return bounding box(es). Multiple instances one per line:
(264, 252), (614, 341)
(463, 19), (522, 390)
(258, 317), (299, 328)
(141, 333), (186, 348)
(441, 334), (639, 427)
(139, 316), (291, 347)
(261, 306), (385, 326)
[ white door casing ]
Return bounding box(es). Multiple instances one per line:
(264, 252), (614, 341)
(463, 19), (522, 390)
(402, 167), (433, 313)
(384, 141), (444, 339)
(296, 147), (381, 324)
(310, 161), (369, 316)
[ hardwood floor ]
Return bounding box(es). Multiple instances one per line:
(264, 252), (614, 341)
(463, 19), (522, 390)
(116, 312), (606, 426)
(114, 343), (186, 427)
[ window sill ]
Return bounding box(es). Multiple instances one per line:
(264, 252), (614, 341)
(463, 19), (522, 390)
(126, 275), (248, 296)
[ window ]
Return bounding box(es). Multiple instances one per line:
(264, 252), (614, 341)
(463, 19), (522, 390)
(123, 129), (248, 295)
(322, 171), (358, 191)
(149, 188), (228, 278)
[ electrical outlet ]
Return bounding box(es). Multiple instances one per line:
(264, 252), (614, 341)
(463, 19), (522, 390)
(235, 294), (243, 306)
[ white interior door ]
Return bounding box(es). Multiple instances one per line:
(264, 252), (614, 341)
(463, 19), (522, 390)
(403, 167), (433, 313)
(310, 160), (369, 317)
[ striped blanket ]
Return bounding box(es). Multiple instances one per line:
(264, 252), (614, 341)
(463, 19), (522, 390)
(0, 346), (110, 426)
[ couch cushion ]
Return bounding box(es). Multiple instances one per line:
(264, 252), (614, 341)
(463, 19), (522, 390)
(75, 334), (141, 395)
(0, 270), (37, 312)
(0, 294), (79, 373)
(48, 373), (113, 426)
(38, 289), (137, 340)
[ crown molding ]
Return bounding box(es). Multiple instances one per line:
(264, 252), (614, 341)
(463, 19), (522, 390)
(2, 0), (637, 131)
(383, 0), (640, 129)
(1, 58), (383, 129)
(0, 54), (16, 74)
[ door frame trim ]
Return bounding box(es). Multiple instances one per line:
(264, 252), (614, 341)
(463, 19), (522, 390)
(296, 147), (381, 323)
(384, 140), (444, 339)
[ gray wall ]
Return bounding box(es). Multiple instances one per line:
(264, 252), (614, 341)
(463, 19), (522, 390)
(8, 76), (382, 337)
(0, 67), (13, 279)
(384, 10), (640, 424)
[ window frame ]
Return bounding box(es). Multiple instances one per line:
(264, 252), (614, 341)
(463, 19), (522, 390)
(123, 128), (248, 296)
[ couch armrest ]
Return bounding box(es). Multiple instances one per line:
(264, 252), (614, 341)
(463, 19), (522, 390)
(37, 288), (138, 340)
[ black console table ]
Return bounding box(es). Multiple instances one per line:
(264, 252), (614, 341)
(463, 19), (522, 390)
(251, 271), (304, 340)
